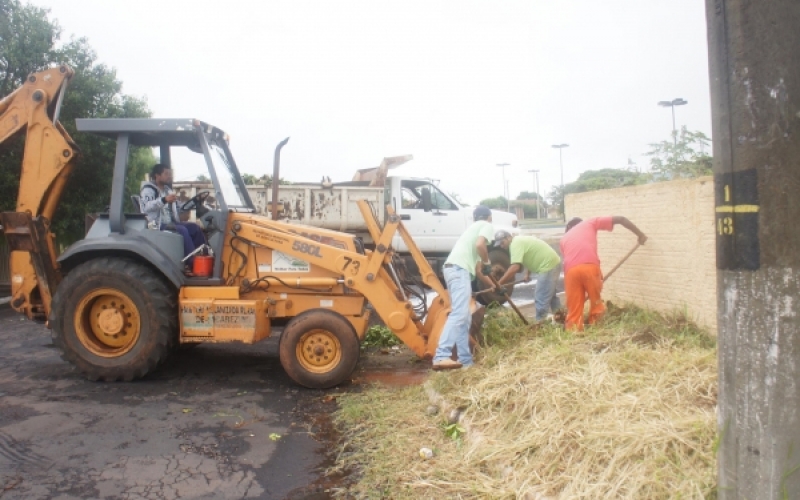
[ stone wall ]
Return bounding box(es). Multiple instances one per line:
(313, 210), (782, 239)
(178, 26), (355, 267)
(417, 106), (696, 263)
(565, 177), (716, 332)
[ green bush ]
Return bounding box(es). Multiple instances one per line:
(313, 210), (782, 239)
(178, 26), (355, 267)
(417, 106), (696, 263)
(362, 325), (402, 348)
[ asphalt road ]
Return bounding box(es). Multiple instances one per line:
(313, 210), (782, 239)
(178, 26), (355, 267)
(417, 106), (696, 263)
(0, 307), (337, 500)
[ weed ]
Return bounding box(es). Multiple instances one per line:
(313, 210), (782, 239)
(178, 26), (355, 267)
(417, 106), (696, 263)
(361, 325), (402, 348)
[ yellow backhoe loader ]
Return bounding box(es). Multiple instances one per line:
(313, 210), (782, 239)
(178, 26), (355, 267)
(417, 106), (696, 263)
(0, 66), (484, 388)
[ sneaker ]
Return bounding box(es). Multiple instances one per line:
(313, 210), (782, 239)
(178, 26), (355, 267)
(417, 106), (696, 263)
(459, 363), (474, 371)
(432, 359), (463, 371)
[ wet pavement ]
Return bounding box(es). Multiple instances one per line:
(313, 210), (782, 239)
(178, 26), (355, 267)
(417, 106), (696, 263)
(0, 307), (345, 500)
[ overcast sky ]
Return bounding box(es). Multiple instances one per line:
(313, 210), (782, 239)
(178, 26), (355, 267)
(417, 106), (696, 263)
(29, 0), (711, 205)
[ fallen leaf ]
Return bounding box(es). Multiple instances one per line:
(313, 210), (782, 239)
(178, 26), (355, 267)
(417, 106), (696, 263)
(182, 408), (192, 413)
(269, 433), (281, 441)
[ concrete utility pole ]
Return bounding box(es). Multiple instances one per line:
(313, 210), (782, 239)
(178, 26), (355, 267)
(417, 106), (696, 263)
(551, 144), (569, 220)
(707, 1), (800, 498)
(496, 163), (510, 211)
(529, 169), (540, 219)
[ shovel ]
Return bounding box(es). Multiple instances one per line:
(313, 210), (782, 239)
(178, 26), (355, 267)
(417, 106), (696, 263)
(487, 276), (529, 325)
(473, 278), (527, 296)
(603, 242), (641, 282)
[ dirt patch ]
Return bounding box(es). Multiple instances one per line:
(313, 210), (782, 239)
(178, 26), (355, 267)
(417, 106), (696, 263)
(351, 347), (429, 387)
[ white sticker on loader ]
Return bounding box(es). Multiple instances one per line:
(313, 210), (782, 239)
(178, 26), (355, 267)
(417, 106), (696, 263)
(258, 263), (272, 273)
(320, 300), (334, 308)
(272, 250), (310, 272)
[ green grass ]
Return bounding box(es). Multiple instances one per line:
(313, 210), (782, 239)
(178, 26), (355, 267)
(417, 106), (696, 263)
(331, 303), (718, 499)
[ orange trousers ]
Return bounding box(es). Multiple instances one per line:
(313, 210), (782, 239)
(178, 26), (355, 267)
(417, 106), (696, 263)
(564, 263), (605, 331)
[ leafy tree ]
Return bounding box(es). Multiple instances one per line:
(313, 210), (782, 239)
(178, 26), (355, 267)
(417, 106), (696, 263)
(512, 191), (547, 218)
(548, 168), (649, 216)
(242, 173), (258, 185)
(646, 126), (712, 180)
(254, 174), (289, 186)
(0, 0), (152, 245)
(478, 196), (508, 210)
(196, 174), (211, 183)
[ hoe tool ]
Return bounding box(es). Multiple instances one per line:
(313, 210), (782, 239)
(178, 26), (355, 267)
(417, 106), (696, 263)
(488, 275), (529, 325)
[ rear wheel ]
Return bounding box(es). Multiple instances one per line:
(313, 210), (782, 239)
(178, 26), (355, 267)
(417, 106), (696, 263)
(476, 248), (515, 306)
(50, 257), (176, 381)
(279, 310), (360, 389)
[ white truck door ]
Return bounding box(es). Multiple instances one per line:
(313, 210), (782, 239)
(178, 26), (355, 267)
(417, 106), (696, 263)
(393, 179), (464, 252)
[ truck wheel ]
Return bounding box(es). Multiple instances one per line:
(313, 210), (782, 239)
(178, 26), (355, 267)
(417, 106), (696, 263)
(50, 257), (176, 381)
(476, 249), (514, 306)
(279, 310), (360, 389)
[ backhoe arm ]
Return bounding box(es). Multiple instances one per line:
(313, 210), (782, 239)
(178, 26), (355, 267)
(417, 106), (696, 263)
(0, 65), (79, 320)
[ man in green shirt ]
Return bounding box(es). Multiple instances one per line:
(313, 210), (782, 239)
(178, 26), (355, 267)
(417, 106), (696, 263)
(494, 231), (562, 321)
(432, 205), (496, 370)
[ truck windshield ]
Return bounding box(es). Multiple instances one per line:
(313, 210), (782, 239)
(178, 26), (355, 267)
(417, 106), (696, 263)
(207, 139), (249, 210)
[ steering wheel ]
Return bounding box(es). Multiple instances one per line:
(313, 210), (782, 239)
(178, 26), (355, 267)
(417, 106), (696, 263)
(181, 191), (210, 211)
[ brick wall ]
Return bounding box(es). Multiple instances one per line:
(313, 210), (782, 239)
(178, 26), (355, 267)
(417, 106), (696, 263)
(565, 177), (716, 332)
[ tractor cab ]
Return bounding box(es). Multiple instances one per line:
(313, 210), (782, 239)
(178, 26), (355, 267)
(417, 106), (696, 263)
(66, 118), (255, 286)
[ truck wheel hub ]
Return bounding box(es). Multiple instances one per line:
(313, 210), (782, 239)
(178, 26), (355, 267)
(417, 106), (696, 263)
(98, 309), (124, 335)
(75, 288), (141, 356)
(297, 330), (342, 373)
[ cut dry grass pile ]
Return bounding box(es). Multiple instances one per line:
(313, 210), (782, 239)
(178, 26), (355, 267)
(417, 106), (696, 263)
(330, 303), (718, 499)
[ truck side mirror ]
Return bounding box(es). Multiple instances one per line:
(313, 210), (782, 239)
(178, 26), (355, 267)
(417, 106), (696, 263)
(421, 187), (432, 212)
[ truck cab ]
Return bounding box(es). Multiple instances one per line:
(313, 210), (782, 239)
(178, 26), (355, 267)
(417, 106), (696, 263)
(389, 176), (519, 254)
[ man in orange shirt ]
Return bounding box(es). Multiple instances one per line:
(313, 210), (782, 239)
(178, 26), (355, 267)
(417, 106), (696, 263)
(560, 216), (647, 331)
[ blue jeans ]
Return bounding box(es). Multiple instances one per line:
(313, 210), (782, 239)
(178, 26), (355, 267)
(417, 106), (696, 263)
(433, 265), (473, 366)
(534, 262), (562, 321)
(161, 222), (206, 264)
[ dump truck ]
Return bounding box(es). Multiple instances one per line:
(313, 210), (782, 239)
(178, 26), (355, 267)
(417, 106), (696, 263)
(0, 65), (484, 388)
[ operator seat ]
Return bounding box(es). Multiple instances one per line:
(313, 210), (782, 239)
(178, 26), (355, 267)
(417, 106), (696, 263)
(130, 195), (143, 214)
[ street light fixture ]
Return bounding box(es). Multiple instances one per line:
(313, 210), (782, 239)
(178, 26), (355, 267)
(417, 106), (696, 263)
(496, 163), (510, 211)
(528, 169), (540, 219)
(658, 98), (688, 145)
(551, 144), (569, 220)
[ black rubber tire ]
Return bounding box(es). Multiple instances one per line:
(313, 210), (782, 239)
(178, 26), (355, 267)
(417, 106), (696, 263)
(50, 257), (177, 381)
(279, 309), (360, 389)
(476, 248), (514, 306)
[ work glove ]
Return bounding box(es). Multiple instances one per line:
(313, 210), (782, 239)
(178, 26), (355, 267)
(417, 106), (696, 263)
(481, 263), (492, 276)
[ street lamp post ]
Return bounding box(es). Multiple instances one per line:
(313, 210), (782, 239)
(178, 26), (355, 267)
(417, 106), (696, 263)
(658, 98), (688, 145)
(528, 169), (540, 219)
(551, 144), (569, 220)
(496, 163), (510, 211)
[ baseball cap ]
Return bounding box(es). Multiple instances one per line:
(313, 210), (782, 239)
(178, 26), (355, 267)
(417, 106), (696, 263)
(473, 205), (492, 220)
(493, 229), (511, 245)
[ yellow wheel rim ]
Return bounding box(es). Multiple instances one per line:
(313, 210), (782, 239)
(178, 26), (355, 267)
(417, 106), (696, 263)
(74, 288), (141, 357)
(296, 329), (342, 374)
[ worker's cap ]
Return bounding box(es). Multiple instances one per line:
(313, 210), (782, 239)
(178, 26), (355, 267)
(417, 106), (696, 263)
(565, 217), (583, 232)
(493, 230), (512, 246)
(473, 205), (492, 220)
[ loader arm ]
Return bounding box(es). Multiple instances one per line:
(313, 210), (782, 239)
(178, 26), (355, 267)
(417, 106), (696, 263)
(228, 201), (454, 358)
(0, 65), (79, 320)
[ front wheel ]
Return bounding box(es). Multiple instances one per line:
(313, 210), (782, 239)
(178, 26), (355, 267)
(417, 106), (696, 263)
(50, 257), (177, 381)
(279, 310), (360, 389)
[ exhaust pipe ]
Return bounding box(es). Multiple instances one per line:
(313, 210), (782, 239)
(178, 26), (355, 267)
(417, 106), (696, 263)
(271, 137), (290, 221)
